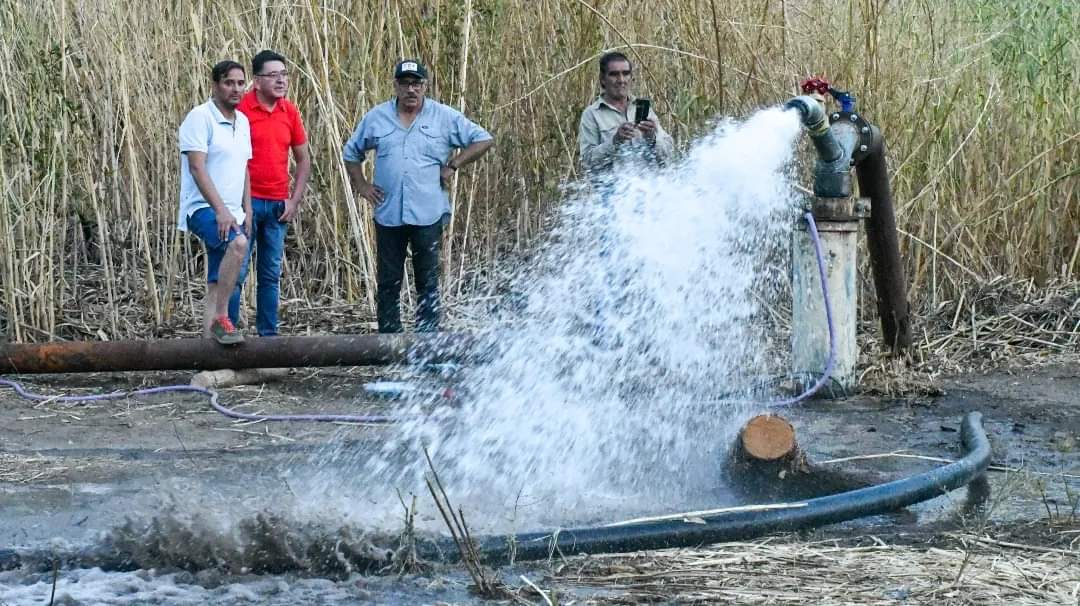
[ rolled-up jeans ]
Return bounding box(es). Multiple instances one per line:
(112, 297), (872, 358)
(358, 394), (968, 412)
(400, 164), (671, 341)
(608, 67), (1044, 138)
(229, 198), (288, 336)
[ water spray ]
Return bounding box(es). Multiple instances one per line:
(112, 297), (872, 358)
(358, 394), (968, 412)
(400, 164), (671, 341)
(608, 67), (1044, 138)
(0, 96), (963, 577)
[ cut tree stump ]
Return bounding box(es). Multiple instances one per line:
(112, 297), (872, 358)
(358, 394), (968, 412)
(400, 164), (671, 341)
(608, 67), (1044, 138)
(739, 414), (801, 463)
(727, 413), (876, 502)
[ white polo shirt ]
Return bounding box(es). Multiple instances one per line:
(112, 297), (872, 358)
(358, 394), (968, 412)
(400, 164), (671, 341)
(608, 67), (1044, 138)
(177, 99), (252, 230)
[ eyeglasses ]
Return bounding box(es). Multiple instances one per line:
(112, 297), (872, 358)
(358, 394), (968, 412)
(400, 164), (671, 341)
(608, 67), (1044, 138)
(396, 79), (426, 90)
(256, 70), (289, 80)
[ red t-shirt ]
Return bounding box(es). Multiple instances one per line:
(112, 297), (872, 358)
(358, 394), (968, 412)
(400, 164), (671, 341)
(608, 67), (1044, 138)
(238, 91), (308, 201)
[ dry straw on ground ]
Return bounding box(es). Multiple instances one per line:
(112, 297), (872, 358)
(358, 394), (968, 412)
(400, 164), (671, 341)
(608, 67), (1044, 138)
(552, 536), (1080, 605)
(0, 452), (88, 484)
(855, 276), (1080, 396)
(914, 278), (1080, 367)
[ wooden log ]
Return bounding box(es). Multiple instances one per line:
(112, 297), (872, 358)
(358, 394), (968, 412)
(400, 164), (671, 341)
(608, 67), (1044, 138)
(727, 414), (875, 502)
(191, 368), (290, 389)
(739, 414), (800, 463)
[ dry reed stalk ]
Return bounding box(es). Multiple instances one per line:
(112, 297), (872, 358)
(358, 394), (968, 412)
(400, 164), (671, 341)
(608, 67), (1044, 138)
(441, 0), (473, 288)
(0, 0), (1074, 344)
(423, 447), (508, 598)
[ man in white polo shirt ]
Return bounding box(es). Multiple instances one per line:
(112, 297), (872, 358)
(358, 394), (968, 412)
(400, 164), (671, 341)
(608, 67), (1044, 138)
(177, 60), (252, 345)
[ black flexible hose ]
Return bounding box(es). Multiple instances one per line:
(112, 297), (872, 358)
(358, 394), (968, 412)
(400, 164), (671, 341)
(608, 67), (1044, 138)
(1, 413), (990, 572)
(439, 411), (990, 564)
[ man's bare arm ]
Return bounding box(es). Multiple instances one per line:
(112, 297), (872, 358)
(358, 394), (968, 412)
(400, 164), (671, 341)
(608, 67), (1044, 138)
(281, 143), (312, 222)
(447, 138), (494, 169)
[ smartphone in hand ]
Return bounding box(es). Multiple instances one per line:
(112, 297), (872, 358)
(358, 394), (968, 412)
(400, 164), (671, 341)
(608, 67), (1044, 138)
(633, 98), (651, 123)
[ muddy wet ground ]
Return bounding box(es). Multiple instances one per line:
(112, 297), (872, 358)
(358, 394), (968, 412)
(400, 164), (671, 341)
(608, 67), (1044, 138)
(1, 362), (1078, 604)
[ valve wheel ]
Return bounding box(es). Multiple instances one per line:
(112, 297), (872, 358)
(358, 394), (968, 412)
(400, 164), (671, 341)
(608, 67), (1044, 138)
(800, 77), (830, 95)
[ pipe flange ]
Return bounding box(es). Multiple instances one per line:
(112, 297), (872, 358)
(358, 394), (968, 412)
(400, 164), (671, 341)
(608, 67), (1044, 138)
(829, 111), (880, 162)
(804, 196), (871, 222)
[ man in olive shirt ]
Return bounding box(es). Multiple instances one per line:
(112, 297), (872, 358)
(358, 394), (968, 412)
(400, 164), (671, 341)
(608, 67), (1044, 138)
(578, 51), (674, 173)
(576, 52), (673, 346)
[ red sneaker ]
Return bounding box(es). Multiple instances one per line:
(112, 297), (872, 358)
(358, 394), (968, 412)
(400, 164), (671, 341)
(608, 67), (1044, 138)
(210, 316), (244, 345)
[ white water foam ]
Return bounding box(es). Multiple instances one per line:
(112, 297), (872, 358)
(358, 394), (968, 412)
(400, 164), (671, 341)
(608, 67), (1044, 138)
(0, 567), (460, 605)
(307, 106), (805, 532)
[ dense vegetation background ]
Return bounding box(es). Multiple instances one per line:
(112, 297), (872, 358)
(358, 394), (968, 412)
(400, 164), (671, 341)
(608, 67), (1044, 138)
(1, 0), (1076, 343)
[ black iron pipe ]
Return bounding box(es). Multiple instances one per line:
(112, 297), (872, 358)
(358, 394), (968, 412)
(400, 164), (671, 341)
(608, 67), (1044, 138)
(458, 411), (989, 564)
(856, 136), (913, 351)
(0, 334), (471, 374)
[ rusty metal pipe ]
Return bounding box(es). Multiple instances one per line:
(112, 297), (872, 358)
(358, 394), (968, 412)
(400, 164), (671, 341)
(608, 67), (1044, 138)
(856, 136), (913, 352)
(0, 334), (471, 374)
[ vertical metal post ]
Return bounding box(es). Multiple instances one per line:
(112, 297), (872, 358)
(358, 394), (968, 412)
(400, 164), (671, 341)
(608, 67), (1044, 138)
(791, 198), (869, 396)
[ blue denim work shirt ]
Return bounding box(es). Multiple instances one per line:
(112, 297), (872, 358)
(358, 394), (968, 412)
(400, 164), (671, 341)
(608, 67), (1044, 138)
(343, 98), (493, 227)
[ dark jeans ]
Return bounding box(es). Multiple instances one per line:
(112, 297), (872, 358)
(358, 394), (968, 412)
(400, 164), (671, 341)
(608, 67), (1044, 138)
(376, 222), (441, 333)
(229, 199), (288, 336)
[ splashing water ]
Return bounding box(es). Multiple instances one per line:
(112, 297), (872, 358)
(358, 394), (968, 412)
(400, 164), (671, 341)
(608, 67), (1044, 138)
(313, 107), (806, 531)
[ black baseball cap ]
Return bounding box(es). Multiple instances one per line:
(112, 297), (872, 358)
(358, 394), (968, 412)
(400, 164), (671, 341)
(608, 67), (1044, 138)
(394, 59), (427, 80)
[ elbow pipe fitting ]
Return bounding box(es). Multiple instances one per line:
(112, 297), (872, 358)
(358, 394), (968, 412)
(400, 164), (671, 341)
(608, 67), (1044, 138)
(785, 95), (830, 137)
(785, 96), (855, 198)
(786, 98), (909, 351)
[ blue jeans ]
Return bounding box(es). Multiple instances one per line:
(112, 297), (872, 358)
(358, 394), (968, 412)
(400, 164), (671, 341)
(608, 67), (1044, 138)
(229, 198), (288, 336)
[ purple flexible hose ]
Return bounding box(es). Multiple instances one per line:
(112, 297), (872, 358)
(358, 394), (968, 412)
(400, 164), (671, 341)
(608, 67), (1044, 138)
(767, 211), (837, 406)
(0, 378), (396, 424)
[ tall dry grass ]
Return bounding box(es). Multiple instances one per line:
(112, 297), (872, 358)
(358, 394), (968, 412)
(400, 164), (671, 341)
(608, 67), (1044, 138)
(0, 0), (1076, 342)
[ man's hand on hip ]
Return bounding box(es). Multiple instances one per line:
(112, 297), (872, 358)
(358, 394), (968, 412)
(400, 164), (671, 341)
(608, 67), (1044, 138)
(215, 208), (239, 241)
(359, 183), (385, 204)
(440, 164), (456, 190)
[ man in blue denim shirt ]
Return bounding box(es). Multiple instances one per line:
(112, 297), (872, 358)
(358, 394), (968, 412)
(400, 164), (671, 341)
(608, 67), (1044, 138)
(343, 59), (494, 332)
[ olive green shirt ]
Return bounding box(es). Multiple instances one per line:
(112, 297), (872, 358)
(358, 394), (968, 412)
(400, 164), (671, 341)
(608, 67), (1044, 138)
(577, 95), (674, 171)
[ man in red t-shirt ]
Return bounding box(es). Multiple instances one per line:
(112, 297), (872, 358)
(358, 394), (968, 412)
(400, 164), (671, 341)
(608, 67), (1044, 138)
(230, 49), (311, 336)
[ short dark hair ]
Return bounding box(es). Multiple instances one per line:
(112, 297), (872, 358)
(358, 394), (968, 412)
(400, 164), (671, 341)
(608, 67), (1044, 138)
(212, 60), (245, 82)
(599, 51), (632, 76)
(252, 50), (286, 75)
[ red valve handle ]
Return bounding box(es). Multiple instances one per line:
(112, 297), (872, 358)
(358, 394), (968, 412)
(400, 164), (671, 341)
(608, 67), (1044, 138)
(800, 77), (830, 95)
